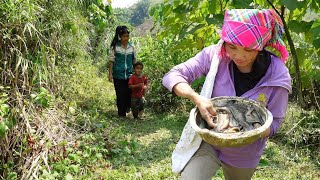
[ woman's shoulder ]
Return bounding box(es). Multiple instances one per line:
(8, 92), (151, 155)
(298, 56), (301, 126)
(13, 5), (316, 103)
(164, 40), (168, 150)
(267, 54), (292, 92)
(203, 44), (220, 55)
(197, 44), (225, 63)
(270, 54), (289, 72)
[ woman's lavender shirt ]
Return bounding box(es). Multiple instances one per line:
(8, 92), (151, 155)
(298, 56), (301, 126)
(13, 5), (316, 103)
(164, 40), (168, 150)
(162, 44), (292, 168)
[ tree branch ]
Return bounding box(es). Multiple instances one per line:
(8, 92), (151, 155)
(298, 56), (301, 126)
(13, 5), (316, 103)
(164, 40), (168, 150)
(266, 0), (306, 108)
(266, 0), (282, 17)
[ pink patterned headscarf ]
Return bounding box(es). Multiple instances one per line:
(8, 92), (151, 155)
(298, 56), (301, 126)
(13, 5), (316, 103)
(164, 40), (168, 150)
(221, 9), (289, 63)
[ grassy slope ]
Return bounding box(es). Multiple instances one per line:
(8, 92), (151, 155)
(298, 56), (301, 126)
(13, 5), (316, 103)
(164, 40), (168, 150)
(96, 80), (181, 179)
(87, 80), (319, 179)
(55, 60), (318, 179)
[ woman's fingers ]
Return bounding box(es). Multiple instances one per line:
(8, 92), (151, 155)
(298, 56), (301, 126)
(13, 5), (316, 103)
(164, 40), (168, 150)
(199, 102), (217, 128)
(204, 114), (217, 128)
(207, 105), (216, 116)
(194, 96), (217, 128)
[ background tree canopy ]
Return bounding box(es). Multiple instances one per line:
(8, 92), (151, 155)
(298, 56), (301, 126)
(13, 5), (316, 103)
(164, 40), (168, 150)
(149, 0), (320, 108)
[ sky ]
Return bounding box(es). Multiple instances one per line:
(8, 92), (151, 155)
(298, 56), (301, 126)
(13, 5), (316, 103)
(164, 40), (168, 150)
(111, 0), (139, 8)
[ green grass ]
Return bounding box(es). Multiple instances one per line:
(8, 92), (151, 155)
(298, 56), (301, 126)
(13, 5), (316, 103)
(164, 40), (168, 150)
(46, 62), (319, 179)
(73, 80), (318, 179)
(94, 83), (184, 179)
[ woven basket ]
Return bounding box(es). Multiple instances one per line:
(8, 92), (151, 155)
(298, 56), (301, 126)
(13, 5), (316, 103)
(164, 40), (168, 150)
(190, 96), (273, 147)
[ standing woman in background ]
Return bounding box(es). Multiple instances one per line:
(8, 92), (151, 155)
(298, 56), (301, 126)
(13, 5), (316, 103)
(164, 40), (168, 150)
(108, 26), (136, 117)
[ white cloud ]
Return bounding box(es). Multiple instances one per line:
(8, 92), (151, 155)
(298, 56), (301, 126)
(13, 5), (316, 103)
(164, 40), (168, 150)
(111, 0), (139, 8)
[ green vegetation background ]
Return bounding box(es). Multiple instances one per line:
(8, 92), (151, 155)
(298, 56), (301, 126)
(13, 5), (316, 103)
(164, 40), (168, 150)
(0, 0), (319, 179)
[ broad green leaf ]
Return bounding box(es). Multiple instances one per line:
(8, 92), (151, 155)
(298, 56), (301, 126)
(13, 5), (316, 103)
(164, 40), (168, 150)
(187, 23), (206, 35)
(310, 19), (320, 37)
(309, 19), (320, 48)
(231, 0), (254, 9)
(297, 0), (309, 10)
(96, 153), (103, 159)
(173, 0), (186, 7)
(206, 14), (224, 27)
(254, 0), (267, 7)
(69, 164), (80, 173)
(173, 4), (190, 14)
(288, 20), (313, 33)
(1, 104), (10, 116)
(68, 153), (79, 161)
(259, 158), (269, 166)
(163, 4), (173, 17)
(312, 38), (320, 49)
(5, 117), (16, 129)
(40, 87), (48, 93)
(0, 122), (8, 137)
(281, 0), (298, 10)
(296, 48), (306, 65)
(208, 0), (217, 14)
(164, 16), (178, 27)
(7, 172), (17, 180)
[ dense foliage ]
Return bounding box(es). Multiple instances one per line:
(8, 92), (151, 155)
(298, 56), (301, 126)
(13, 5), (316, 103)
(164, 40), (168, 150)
(0, 0), (319, 178)
(150, 0), (320, 108)
(0, 0), (113, 178)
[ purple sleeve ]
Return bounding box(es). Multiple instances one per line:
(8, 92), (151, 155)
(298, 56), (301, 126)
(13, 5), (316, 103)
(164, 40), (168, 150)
(162, 46), (215, 92)
(267, 87), (289, 137)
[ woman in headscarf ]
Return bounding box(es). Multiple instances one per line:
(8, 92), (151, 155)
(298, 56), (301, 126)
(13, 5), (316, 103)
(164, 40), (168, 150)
(162, 9), (291, 180)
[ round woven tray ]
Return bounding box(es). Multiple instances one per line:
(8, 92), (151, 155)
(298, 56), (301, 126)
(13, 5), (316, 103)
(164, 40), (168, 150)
(190, 96), (273, 147)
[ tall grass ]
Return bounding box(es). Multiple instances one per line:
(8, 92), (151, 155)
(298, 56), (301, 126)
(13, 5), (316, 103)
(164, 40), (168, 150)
(131, 34), (198, 113)
(0, 2), (55, 177)
(0, 0), (113, 178)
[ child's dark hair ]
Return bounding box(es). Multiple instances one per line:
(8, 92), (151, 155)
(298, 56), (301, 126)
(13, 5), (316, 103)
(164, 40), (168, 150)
(133, 61), (143, 68)
(110, 26), (130, 50)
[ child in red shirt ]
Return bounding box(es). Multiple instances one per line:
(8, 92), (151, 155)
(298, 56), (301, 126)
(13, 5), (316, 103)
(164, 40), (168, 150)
(128, 61), (148, 119)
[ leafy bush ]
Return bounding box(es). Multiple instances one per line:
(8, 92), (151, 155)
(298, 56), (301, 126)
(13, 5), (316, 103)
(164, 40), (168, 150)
(285, 111), (320, 148)
(288, 33), (320, 109)
(278, 103), (320, 164)
(57, 59), (112, 112)
(132, 35), (197, 112)
(0, 0), (114, 178)
(30, 87), (53, 108)
(0, 86), (16, 139)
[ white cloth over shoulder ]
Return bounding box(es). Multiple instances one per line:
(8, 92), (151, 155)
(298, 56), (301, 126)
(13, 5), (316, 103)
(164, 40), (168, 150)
(172, 40), (223, 174)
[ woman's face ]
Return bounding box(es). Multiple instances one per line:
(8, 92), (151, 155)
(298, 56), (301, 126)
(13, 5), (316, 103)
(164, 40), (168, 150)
(224, 43), (259, 73)
(120, 32), (129, 46)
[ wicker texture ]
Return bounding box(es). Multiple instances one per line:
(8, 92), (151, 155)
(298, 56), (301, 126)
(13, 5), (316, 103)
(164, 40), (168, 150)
(190, 96), (273, 147)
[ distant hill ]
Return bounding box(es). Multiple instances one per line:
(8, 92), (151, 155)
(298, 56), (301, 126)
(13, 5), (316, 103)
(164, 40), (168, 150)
(113, 0), (162, 36)
(133, 18), (155, 37)
(132, 0), (162, 36)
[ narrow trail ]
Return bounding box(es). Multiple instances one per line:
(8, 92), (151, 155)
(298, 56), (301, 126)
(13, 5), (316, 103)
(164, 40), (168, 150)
(99, 81), (184, 178)
(84, 79), (319, 179)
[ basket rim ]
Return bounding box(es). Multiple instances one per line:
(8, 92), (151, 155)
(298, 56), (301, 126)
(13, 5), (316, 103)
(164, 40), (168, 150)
(190, 96), (273, 140)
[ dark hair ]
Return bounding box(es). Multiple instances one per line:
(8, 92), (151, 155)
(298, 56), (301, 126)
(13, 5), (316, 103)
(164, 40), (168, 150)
(110, 26), (130, 50)
(133, 61), (143, 68)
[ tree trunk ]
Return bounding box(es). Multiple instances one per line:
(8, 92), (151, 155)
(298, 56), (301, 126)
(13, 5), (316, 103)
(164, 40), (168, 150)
(266, 1), (306, 108)
(280, 6), (305, 108)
